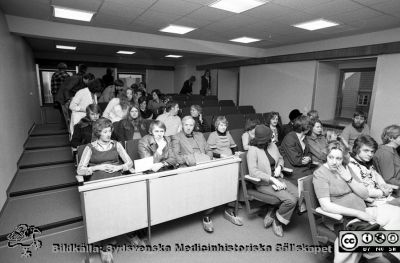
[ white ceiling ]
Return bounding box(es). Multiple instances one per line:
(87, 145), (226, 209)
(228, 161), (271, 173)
(1, 0), (400, 59)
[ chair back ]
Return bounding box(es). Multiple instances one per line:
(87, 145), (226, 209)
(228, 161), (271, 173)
(125, 139), (141, 162)
(229, 128), (244, 152)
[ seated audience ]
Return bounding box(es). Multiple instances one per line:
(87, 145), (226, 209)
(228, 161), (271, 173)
(138, 96), (153, 120)
(112, 104), (148, 141)
(98, 79), (124, 103)
(282, 109), (302, 137)
(126, 87), (134, 103)
(341, 111), (370, 150)
(102, 89), (131, 123)
(138, 120), (177, 172)
(306, 109), (319, 122)
(373, 125), (400, 187)
(147, 89), (165, 117)
(313, 141), (400, 263)
(190, 105), (210, 133)
(156, 101), (181, 137)
(69, 78), (103, 135)
(70, 104), (101, 148)
(280, 115), (313, 184)
(172, 116), (242, 233)
(242, 118), (260, 151)
(207, 116), (237, 158)
(247, 125), (298, 237)
(306, 119), (328, 166)
(265, 111), (284, 146)
(348, 135), (398, 203)
(77, 117), (133, 181)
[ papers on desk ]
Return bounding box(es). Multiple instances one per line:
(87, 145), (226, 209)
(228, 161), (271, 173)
(134, 157), (154, 172)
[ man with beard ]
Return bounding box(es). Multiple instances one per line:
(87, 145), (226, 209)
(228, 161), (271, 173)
(341, 111), (370, 150)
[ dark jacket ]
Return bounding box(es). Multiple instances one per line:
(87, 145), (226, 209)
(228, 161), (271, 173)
(282, 122), (294, 138)
(70, 117), (93, 148)
(180, 80), (193, 95)
(138, 135), (177, 166)
(280, 131), (313, 182)
(112, 119), (148, 142)
(55, 74), (85, 104)
(193, 116), (210, 133)
(200, 75), (211, 96)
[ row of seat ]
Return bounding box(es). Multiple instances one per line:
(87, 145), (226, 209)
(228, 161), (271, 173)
(181, 105), (255, 116)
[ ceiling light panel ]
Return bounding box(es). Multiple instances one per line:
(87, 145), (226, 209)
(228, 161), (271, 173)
(160, 24), (196, 34)
(165, 55), (183, 58)
(293, 19), (339, 31)
(117, 51), (135, 55)
(230, 37), (261, 43)
(56, 45), (76, 50)
(53, 6), (95, 22)
(209, 0), (267, 13)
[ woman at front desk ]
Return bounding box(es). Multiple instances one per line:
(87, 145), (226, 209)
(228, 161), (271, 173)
(76, 117), (133, 263)
(138, 120), (177, 172)
(77, 117), (133, 181)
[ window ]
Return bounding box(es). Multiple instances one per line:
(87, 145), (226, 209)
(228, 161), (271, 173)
(117, 73), (144, 88)
(335, 68), (375, 119)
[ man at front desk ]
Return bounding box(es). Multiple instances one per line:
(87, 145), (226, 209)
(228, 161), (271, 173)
(171, 116), (243, 233)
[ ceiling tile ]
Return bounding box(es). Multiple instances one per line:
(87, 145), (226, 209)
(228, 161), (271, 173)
(93, 13), (135, 27)
(173, 17), (213, 28)
(243, 2), (300, 19)
(306, 0), (363, 17)
(97, 1), (145, 18)
(370, 0), (400, 17)
(104, 0), (158, 9)
(0, 0), (51, 19)
(182, 0), (214, 5)
(149, 0), (203, 15)
(272, 0), (334, 11)
(134, 10), (183, 27)
(187, 6), (234, 22)
(327, 7), (384, 23)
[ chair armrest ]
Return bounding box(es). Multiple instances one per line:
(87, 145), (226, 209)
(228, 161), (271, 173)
(315, 207), (343, 221)
(244, 175), (261, 183)
(387, 184), (399, 190)
(282, 167), (293, 173)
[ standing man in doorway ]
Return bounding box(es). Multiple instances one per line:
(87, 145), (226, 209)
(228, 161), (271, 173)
(180, 76), (196, 95)
(200, 70), (211, 96)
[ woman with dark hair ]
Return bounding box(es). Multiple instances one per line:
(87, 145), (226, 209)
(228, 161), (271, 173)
(242, 118), (260, 151)
(247, 125), (298, 237)
(103, 89), (132, 123)
(138, 96), (153, 120)
(306, 119), (329, 166)
(373, 125), (400, 186)
(313, 140), (400, 263)
(147, 89), (165, 117)
(280, 115), (313, 184)
(190, 104), (209, 133)
(264, 111), (284, 146)
(112, 104), (148, 142)
(70, 104), (101, 148)
(69, 78), (103, 135)
(138, 120), (177, 172)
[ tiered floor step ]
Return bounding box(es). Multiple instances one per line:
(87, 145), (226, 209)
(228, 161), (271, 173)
(30, 123), (68, 137)
(24, 134), (70, 150)
(8, 163), (77, 197)
(18, 147), (73, 169)
(0, 187), (82, 242)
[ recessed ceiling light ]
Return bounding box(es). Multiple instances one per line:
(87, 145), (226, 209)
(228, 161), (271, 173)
(160, 25), (196, 35)
(293, 19), (339, 31)
(209, 0), (267, 13)
(117, 51), (135, 55)
(53, 5), (95, 22)
(165, 55), (183, 58)
(230, 37), (261, 43)
(56, 45), (76, 50)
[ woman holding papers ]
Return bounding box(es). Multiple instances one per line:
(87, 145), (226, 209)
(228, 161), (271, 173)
(138, 120), (177, 172)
